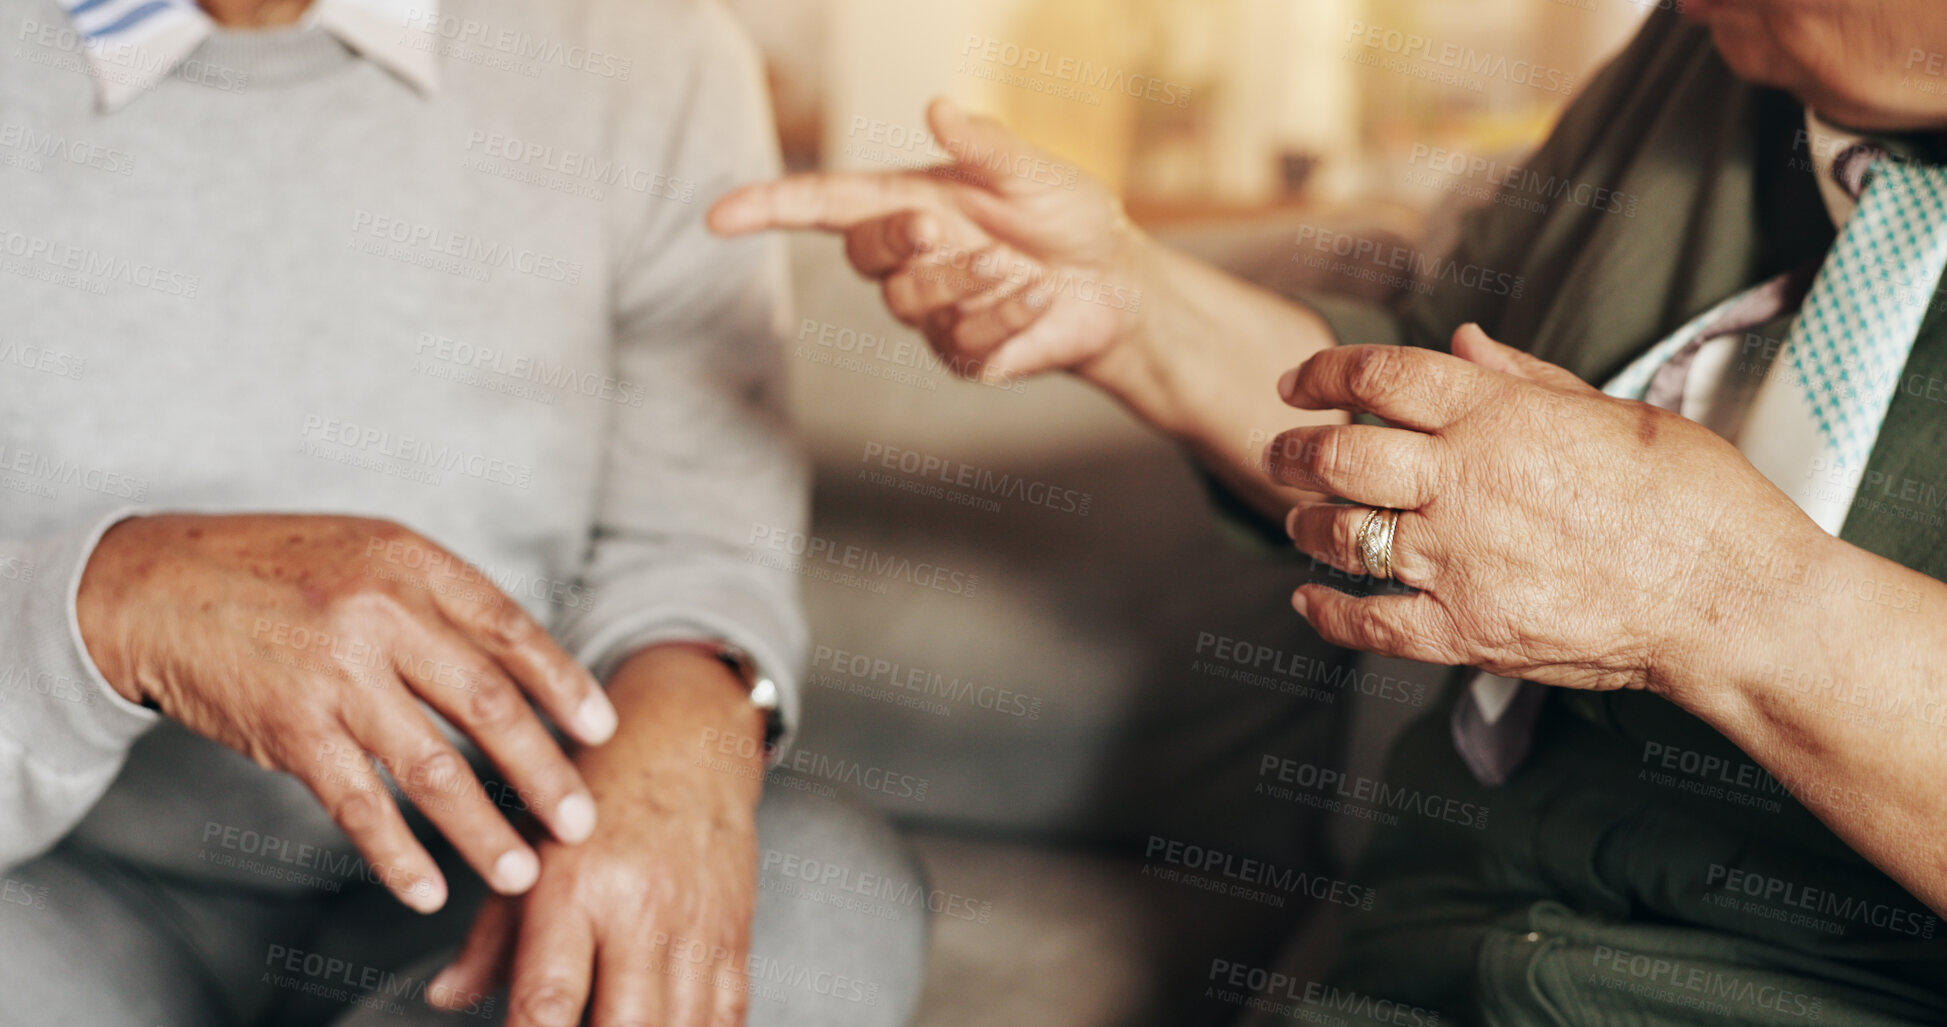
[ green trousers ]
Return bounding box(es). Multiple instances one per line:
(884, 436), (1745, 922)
(1317, 690), (1947, 1026)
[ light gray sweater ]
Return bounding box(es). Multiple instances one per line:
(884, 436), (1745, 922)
(0, 0), (806, 871)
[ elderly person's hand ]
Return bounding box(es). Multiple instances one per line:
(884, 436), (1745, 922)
(76, 514), (614, 912)
(709, 97), (1147, 385)
(1264, 324), (1829, 697)
(426, 645), (764, 1027)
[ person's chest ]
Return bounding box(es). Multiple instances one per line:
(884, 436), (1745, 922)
(0, 53), (638, 583)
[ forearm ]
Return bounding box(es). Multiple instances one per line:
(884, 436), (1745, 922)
(1667, 533), (1947, 914)
(1081, 235), (1348, 520)
(1, 511), (158, 870)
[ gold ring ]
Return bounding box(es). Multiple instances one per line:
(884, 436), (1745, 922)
(1355, 507), (1400, 581)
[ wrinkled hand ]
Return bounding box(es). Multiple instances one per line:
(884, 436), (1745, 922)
(76, 514), (616, 911)
(428, 645), (765, 1027)
(1264, 325), (1827, 695)
(709, 97), (1147, 383)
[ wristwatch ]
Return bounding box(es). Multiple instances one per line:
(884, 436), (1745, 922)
(706, 641), (783, 752)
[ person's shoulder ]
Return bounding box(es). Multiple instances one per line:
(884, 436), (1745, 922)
(444, 0), (746, 67)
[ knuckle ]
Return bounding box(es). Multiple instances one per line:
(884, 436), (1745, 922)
(951, 315), (996, 357)
(326, 784), (388, 838)
(325, 587), (411, 635)
(882, 276), (922, 324)
(1293, 427), (1358, 488)
(843, 225), (877, 270)
(1361, 610), (1409, 653)
(463, 680), (525, 730)
(407, 746), (469, 796)
(477, 598), (534, 651)
(511, 978), (581, 1027)
(1335, 511), (1364, 563)
(356, 517), (413, 545)
(1348, 347), (1409, 406)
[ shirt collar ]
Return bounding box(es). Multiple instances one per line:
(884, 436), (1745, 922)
(1804, 109), (1866, 229)
(67, 0), (440, 111)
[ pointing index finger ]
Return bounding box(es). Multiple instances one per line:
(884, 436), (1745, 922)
(707, 171), (950, 236)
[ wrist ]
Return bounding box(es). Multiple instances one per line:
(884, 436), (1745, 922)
(591, 644), (768, 797)
(75, 518), (146, 707)
(1649, 518), (1847, 720)
(1072, 230), (1187, 432)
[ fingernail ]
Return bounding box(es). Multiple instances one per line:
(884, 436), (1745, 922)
(1277, 368), (1299, 400)
(556, 792), (597, 844)
(428, 966), (461, 1005)
(576, 692), (618, 745)
(493, 847), (539, 893)
(403, 876), (446, 914)
(1291, 590), (1311, 618)
(1284, 507), (1302, 540)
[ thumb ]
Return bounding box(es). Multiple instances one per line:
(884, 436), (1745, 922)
(926, 96), (1051, 195)
(427, 894), (519, 1008)
(1449, 323), (1592, 393)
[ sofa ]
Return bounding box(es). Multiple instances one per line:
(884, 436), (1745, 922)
(771, 208), (1452, 1026)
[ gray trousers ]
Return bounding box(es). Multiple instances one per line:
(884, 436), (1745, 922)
(0, 724), (928, 1027)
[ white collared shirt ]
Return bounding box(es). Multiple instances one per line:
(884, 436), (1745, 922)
(59, 0), (439, 110)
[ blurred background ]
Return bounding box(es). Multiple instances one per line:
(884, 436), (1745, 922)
(717, 3), (1653, 1025)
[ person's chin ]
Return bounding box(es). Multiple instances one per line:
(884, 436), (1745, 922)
(1676, 0), (1733, 23)
(1704, 19), (1792, 89)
